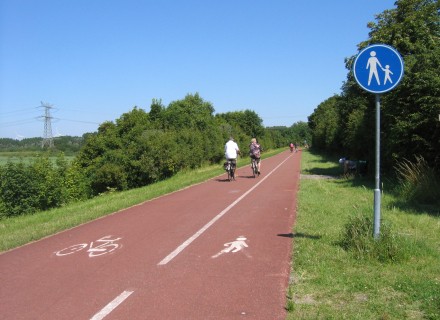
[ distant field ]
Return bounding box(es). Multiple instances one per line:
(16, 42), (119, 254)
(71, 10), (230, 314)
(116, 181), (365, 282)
(0, 151), (76, 165)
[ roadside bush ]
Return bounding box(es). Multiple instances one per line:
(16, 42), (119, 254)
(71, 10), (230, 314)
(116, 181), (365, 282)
(0, 157), (64, 217)
(0, 162), (39, 217)
(339, 213), (403, 262)
(395, 156), (440, 206)
(91, 162), (128, 195)
(61, 160), (91, 203)
(30, 156), (64, 211)
(0, 155), (92, 217)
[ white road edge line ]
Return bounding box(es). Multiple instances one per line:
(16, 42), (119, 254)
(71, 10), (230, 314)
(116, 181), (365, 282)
(158, 154), (292, 265)
(90, 290), (134, 320)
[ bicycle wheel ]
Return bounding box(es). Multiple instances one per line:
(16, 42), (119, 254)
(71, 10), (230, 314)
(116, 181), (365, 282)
(256, 160), (260, 176)
(225, 163), (231, 181)
(88, 243), (120, 257)
(251, 161), (256, 178)
(55, 243), (87, 256)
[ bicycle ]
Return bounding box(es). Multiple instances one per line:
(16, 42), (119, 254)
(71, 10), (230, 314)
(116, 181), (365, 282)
(224, 159), (236, 181)
(251, 157), (260, 178)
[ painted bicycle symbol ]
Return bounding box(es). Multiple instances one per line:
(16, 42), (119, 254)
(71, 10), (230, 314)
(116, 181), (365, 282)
(55, 235), (122, 258)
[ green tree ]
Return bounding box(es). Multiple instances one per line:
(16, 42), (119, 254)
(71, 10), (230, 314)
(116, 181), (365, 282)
(216, 110), (264, 138)
(240, 110), (265, 138)
(0, 155), (71, 217)
(61, 159), (91, 202)
(287, 121), (312, 147)
(149, 98), (165, 126)
(310, 0), (440, 173)
(0, 162), (37, 217)
(264, 127), (287, 149)
(364, 0), (440, 170)
(308, 96), (342, 151)
(162, 93), (215, 131)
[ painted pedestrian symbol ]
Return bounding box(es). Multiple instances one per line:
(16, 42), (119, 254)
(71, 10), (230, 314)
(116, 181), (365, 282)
(212, 236), (249, 258)
(353, 44), (404, 94)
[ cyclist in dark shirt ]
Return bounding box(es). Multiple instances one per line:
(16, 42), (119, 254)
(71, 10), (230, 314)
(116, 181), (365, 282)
(249, 138), (262, 174)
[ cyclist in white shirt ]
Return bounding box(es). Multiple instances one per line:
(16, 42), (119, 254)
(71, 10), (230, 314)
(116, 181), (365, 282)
(224, 136), (240, 168)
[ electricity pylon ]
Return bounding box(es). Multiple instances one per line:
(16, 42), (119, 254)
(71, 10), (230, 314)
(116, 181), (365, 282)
(39, 102), (54, 148)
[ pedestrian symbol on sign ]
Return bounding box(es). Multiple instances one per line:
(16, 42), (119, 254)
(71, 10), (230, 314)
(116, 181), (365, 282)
(367, 51), (383, 85)
(383, 65), (393, 85)
(366, 51), (395, 86)
(353, 44), (404, 94)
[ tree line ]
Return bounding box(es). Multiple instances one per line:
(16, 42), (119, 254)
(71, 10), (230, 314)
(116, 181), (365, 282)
(0, 136), (85, 154)
(307, 0), (439, 206)
(309, 0), (439, 172)
(0, 93), (310, 217)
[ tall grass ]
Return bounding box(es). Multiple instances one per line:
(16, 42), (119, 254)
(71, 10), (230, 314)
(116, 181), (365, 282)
(339, 213), (404, 262)
(394, 156), (440, 206)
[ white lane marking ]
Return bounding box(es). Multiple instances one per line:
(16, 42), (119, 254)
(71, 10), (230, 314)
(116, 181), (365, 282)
(158, 154), (292, 265)
(90, 290), (133, 320)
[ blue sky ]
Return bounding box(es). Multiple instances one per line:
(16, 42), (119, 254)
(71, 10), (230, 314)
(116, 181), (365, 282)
(0, 0), (396, 139)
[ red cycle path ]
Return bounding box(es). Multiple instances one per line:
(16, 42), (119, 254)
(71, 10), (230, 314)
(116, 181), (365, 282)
(0, 150), (300, 320)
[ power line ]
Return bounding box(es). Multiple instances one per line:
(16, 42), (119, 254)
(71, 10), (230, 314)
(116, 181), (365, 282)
(0, 118), (39, 127)
(56, 118), (100, 125)
(0, 107), (39, 115)
(0, 116), (101, 127)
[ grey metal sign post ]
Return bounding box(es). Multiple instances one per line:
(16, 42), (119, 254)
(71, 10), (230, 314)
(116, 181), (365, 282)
(353, 44), (404, 239)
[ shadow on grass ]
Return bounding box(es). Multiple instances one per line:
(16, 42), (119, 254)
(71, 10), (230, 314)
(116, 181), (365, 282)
(306, 167), (342, 177)
(277, 233), (322, 240)
(389, 200), (440, 217)
(303, 149), (343, 176)
(334, 176), (375, 188)
(305, 149), (373, 179)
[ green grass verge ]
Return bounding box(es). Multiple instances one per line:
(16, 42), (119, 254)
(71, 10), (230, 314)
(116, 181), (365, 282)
(0, 148), (283, 252)
(287, 150), (440, 319)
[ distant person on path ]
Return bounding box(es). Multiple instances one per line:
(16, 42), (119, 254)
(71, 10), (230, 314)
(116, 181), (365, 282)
(303, 140), (309, 149)
(289, 142), (294, 153)
(224, 136), (240, 171)
(367, 51), (383, 86)
(249, 138), (262, 174)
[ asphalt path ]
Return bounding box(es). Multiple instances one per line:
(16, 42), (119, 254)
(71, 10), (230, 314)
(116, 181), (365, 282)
(0, 150), (301, 320)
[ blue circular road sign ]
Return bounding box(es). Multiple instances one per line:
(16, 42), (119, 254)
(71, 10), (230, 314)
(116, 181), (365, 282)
(353, 44), (404, 94)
